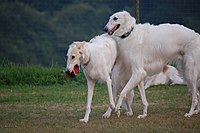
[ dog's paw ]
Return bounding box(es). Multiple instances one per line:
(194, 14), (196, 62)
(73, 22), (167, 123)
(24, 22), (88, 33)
(102, 112), (111, 118)
(116, 110), (121, 117)
(137, 114), (147, 119)
(184, 113), (192, 118)
(193, 109), (200, 114)
(115, 104), (121, 117)
(79, 118), (88, 123)
(125, 111), (133, 116)
(115, 105), (121, 111)
(110, 104), (115, 110)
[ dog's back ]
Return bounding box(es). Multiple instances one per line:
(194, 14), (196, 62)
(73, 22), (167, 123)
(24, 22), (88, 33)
(89, 34), (117, 67)
(84, 34), (117, 81)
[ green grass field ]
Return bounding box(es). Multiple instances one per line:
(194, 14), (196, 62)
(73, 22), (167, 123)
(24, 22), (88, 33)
(0, 64), (200, 132)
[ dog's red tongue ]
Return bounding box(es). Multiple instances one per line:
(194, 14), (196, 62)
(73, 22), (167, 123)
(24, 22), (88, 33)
(65, 65), (80, 78)
(73, 65), (79, 75)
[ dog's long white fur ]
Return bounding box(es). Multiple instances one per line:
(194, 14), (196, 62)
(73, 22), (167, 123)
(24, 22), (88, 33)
(104, 11), (200, 118)
(66, 34), (117, 123)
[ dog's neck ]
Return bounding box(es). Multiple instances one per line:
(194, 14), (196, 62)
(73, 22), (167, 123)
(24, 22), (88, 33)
(119, 26), (134, 39)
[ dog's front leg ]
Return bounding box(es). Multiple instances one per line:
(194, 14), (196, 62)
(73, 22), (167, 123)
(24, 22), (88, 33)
(137, 81), (148, 118)
(106, 77), (115, 110)
(80, 78), (95, 123)
(124, 89), (134, 116)
(102, 74), (121, 118)
(115, 69), (146, 117)
(102, 79), (118, 118)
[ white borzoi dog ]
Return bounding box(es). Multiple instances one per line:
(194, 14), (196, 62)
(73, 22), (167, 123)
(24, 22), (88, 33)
(65, 34), (117, 123)
(104, 11), (200, 118)
(144, 65), (186, 89)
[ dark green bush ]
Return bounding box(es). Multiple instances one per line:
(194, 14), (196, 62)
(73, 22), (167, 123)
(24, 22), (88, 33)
(0, 63), (86, 86)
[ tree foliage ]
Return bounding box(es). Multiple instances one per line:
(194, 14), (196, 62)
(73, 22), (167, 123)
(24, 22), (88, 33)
(0, 0), (199, 66)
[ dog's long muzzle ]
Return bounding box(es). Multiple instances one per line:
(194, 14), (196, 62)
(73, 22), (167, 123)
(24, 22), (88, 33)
(65, 69), (76, 78)
(65, 64), (80, 78)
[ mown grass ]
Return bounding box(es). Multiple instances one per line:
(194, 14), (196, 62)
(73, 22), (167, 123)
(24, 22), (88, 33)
(0, 84), (200, 133)
(0, 64), (200, 132)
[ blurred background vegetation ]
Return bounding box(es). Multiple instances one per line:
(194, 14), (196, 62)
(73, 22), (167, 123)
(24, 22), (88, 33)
(0, 0), (200, 66)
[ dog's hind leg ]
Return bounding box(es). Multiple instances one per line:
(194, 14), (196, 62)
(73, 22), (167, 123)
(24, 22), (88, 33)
(137, 81), (148, 118)
(196, 79), (200, 113)
(115, 69), (147, 116)
(80, 77), (95, 123)
(184, 85), (198, 117)
(184, 61), (198, 117)
(124, 89), (134, 116)
(193, 89), (200, 114)
(176, 59), (184, 78)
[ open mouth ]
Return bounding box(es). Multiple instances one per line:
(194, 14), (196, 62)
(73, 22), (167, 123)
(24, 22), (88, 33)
(65, 64), (80, 78)
(73, 64), (80, 75)
(108, 24), (120, 35)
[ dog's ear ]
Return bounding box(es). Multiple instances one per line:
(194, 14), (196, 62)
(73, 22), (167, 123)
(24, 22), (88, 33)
(122, 11), (136, 25)
(72, 42), (79, 48)
(122, 11), (130, 16)
(73, 41), (84, 50)
(76, 41), (86, 50)
(77, 42), (85, 55)
(82, 41), (86, 44)
(131, 17), (136, 25)
(77, 42), (85, 50)
(79, 50), (83, 55)
(79, 47), (85, 61)
(79, 51), (83, 55)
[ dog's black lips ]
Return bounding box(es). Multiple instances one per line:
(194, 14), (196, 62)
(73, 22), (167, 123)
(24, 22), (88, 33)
(65, 70), (76, 78)
(65, 64), (79, 78)
(108, 24), (120, 35)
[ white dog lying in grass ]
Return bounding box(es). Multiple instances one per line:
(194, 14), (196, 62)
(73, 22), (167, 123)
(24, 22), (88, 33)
(144, 65), (186, 89)
(104, 11), (200, 118)
(65, 34), (117, 123)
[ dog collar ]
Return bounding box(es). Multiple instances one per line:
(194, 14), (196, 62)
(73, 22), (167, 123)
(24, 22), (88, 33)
(120, 27), (134, 39)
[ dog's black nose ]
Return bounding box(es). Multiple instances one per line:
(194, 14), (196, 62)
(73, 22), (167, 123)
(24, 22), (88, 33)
(65, 69), (70, 74)
(65, 69), (76, 78)
(104, 26), (108, 32)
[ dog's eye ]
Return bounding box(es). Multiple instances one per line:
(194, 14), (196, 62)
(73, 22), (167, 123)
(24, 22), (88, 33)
(72, 56), (75, 59)
(113, 17), (118, 21)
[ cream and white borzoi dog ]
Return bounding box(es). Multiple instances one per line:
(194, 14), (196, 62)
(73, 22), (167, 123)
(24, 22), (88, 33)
(65, 34), (117, 123)
(104, 11), (200, 118)
(144, 65), (186, 89)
